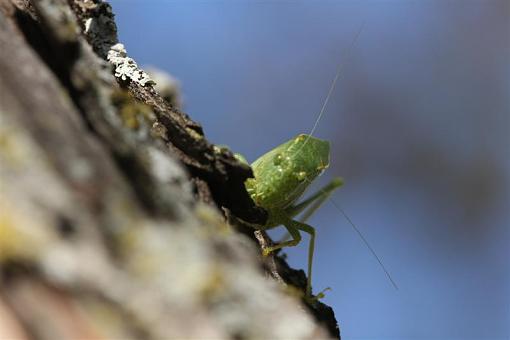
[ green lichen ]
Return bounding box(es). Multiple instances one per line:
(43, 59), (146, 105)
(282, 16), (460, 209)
(150, 121), (167, 140)
(185, 127), (204, 141)
(110, 90), (155, 130)
(0, 198), (51, 262)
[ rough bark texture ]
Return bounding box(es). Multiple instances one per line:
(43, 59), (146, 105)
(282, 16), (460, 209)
(0, 0), (339, 338)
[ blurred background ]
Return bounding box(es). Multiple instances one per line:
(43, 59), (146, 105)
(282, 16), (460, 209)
(109, 1), (509, 339)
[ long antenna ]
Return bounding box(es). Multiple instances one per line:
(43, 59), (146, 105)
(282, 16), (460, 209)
(328, 197), (399, 290)
(306, 22), (365, 141)
(289, 22), (398, 290)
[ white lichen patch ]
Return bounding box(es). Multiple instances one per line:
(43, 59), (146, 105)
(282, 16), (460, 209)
(107, 43), (155, 87)
(84, 17), (93, 33)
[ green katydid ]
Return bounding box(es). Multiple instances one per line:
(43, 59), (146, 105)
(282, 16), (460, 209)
(241, 135), (343, 299)
(237, 25), (397, 299)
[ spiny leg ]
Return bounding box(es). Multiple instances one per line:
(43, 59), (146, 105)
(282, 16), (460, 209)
(262, 221), (301, 256)
(267, 179), (343, 297)
(264, 217), (316, 298)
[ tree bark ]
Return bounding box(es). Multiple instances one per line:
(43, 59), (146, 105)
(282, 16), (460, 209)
(0, 0), (339, 338)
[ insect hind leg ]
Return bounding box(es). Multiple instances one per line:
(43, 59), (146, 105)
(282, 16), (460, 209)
(287, 177), (343, 222)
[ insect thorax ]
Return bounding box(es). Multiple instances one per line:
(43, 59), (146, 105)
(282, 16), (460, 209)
(246, 134), (330, 213)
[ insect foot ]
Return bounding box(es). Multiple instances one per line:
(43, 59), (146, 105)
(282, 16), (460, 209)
(262, 247), (272, 257)
(307, 287), (332, 303)
(262, 245), (279, 257)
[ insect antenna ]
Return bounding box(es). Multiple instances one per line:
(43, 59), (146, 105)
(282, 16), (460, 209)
(294, 177), (399, 290)
(328, 197), (399, 290)
(300, 22), (365, 151)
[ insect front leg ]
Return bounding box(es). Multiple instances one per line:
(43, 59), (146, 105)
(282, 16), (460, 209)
(277, 179), (343, 298)
(267, 215), (318, 299)
(262, 217), (315, 298)
(262, 221), (301, 256)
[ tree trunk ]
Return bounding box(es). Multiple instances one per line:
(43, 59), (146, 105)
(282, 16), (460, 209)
(0, 0), (339, 338)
